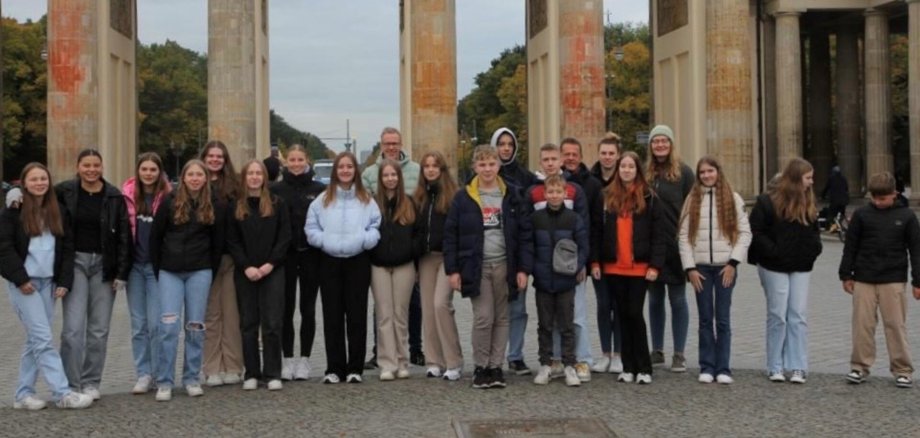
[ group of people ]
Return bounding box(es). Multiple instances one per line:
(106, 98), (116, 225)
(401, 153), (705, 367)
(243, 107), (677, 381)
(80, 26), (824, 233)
(3, 123), (919, 411)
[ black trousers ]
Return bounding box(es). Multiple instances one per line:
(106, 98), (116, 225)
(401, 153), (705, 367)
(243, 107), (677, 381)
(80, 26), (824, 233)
(319, 252), (371, 378)
(236, 267), (285, 380)
(608, 274), (652, 374)
(535, 289), (576, 366)
(282, 249), (321, 357)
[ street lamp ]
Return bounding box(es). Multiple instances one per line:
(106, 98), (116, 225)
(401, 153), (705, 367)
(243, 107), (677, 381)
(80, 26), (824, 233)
(614, 46), (624, 62)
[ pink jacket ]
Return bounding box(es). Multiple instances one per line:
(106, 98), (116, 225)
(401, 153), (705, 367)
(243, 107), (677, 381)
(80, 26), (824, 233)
(121, 176), (172, 239)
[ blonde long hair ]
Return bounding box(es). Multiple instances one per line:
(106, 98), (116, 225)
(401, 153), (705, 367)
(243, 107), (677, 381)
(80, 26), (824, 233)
(235, 160), (275, 220)
(173, 160), (215, 225)
(647, 136), (683, 183)
(768, 157), (817, 225)
(322, 152), (371, 207)
(680, 156), (740, 246)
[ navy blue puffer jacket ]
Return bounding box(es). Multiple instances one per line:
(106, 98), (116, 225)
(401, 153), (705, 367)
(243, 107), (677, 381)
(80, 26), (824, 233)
(530, 206), (588, 293)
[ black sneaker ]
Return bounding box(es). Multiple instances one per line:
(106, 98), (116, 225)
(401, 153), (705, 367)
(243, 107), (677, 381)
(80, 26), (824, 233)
(490, 367), (507, 388)
(410, 351), (426, 366)
(845, 370), (865, 384)
(650, 350), (665, 366)
(364, 356), (378, 370)
(508, 360), (531, 376)
(472, 367), (490, 389)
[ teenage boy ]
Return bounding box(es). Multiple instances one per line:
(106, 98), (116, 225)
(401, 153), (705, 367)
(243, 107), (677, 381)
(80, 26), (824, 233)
(839, 171), (920, 388)
(530, 176), (589, 387)
(523, 143), (592, 381)
(444, 145), (531, 389)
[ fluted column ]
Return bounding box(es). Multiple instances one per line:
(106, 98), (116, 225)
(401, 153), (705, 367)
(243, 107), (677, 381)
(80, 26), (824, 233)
(775, 12), (803, 167)
(808, 30), (832, 188)
(864, 9), (893, 177)
(836, 25), (861, 196)
(909, 0), (920, 198)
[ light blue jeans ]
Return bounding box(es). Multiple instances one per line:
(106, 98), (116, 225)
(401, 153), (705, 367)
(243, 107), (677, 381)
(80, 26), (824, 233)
(507, 290), (528, 362)
(8, 279), (72, 402)
(61, 252), (114, 391)
(127, 262), (160, 379)
(553, 280), (592, 364)
(758, 266), (810, 373)
(157, 269), (212, 388)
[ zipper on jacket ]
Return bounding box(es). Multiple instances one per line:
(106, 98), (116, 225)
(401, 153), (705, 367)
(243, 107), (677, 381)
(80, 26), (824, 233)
(708, 190), (714, 264)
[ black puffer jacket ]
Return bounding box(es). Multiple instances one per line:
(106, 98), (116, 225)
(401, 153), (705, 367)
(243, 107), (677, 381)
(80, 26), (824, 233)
(649, 163), (695, 283)
(839, 202), (920, 286)
(0, 206), (74, 290)
(150, 194), (224, 277)
(371, 197), (423, 267)
(271, 169), (326, 252)
(418, 182), (451, 254)
(56, 179), (131, 282)
(748, 194), (822, 272)
(590, 162), (615, 188)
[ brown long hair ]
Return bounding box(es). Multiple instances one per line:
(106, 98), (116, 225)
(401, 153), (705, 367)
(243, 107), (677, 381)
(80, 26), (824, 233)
(133, 152), (171, 216)
(768, 157), (817, 224)
(19, 163), (64, 237)
(376, 160), (416, 225)
(413, 151), (457, 215)
(200, 140), (240, 201)
(680, 156), (740, 246)
(646, 136), (683, 183)
(173, 160), (215, 225)
(323, 152), (371, 207)
(235, 160), (275, 220)
(605, 151), (651, 214)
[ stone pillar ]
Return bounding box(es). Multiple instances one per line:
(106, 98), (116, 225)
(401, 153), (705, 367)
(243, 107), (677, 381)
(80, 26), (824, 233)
(705, 0), (754, 197)
(208, 0), (270, 167)
(909, 0), (920, 198)
(403, 0), (457, 166)
(774, 11), (802, 168)
(762, 16), (778, 180)
(836, 25), (861, 196)
(808, 30), (832, 188)
(864, 9), (893, 178)
(48, 0), (137, 184)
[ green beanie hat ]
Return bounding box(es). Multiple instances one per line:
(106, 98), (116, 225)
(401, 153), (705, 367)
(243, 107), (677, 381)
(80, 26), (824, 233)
(649, 124), (674, 145)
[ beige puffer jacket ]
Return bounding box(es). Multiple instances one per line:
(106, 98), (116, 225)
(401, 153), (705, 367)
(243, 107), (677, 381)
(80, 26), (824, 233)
(678, 188), (752, 269)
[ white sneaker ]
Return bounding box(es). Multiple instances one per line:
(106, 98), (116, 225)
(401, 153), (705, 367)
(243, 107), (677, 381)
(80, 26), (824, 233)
(132, 376), (153, 394)
(267, 379), (283, 391)
(56, 392), (93, 409)
(442, 368), (462, 381)
(205, 374), (224, 387)
(293, 357), (311, 381)
(564, 366), (582, 387)
(222, 373), (241, 385)
(186, 384), (204, 397)
(155, 387), (172, 402)
(379, 371), (395, 381)
(617, 372), (634, 383)
(698, 373), (714, 384)
(426, 367), (442, 378)
(281, 358), (294, 381)
(242, 378), (258, 390)
(322, 374), (341, 384)
(609, 356), (624, 374)
(346, 373), (363, 383)
(768, 371), (786, 383)
(533, 365), (552, 385)
(636, 373), (652, 384)
(591, 356), (611, 373)
(716, 374), (734, 384)
(789, 370), (806, 384)
(397, 368), (410, 379)
(13, 395), (47, 410)
(82, 386), (101, 401)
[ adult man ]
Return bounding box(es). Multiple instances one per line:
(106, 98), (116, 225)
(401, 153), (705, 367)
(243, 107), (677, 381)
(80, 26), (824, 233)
(361, 127), (423, 368)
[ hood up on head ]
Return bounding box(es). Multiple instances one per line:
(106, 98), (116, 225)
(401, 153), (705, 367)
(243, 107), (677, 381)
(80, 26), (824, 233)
(490, 127), (519, 166)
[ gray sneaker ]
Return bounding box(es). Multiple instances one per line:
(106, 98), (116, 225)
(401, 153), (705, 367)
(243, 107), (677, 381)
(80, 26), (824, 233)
(670, 353), (687, 373)
(650, 351), (665, 366)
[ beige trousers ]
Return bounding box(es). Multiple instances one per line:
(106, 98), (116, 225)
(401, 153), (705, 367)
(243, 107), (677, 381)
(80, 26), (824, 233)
(851, 282), (913, 377)
(371, 262), (416, 374)
(203, 255), (244, 376)
(470, 261), (509, 368)
(419, 253), (463, 370)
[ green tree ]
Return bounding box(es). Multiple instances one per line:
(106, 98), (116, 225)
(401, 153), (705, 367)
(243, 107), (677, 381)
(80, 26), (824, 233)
(605, 22), (652, 156)
(269, 110), (330, 160)
(1, 16), (48, 179)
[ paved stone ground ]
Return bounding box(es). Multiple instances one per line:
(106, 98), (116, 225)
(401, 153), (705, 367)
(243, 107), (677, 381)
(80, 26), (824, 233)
(1, 237), (919, 437)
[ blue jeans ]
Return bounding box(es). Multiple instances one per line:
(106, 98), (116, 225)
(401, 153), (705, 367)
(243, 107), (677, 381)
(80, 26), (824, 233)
(127, 262), (160, 379)
(648, 281), (689, 353)
(507, 290), (528, 362)
(61, 252), (114, 390)
(8, 279), (71, 402)
(553, 281), (592, 364)
(694, 265), (734, 376)
(157, 269), (212, 388)
(758, 266), (810, 373)
(592, 275), (621, 354)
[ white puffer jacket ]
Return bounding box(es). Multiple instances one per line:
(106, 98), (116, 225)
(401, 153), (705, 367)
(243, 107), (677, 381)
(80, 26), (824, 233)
(678, 188), (752, 269)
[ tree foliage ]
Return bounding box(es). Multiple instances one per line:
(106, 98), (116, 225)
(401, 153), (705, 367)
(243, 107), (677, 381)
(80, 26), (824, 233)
(269, 110), (331, 160)
(2, 16), (48, 179)
(606, 24), (652, 156)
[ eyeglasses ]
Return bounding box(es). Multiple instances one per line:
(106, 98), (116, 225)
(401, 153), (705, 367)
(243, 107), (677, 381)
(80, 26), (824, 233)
(382, 142), (401, 147)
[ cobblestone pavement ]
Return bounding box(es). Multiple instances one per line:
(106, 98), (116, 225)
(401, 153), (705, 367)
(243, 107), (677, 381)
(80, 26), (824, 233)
(1, 238), (919, 437)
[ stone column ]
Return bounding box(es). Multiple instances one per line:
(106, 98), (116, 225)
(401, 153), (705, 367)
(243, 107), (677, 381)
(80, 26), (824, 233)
(836, 25), (861, 196)
(705, 0), (754, 197)
(208, 0), (270, 166)
(47, 0), (99, 180)
(763, 16), (778, 179)
(864, 9), (893, 177)
(909, 0), (920, 198)
(405, 0), (457, 165)
(808, 30), (832, 187)
(774, 11), (803, 168)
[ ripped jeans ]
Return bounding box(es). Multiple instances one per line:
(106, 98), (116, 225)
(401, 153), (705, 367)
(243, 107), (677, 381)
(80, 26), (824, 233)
(156, 269), (212, 388)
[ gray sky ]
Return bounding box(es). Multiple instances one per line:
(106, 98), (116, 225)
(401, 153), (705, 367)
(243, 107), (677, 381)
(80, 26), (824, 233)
(5, 1), (648, 155)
